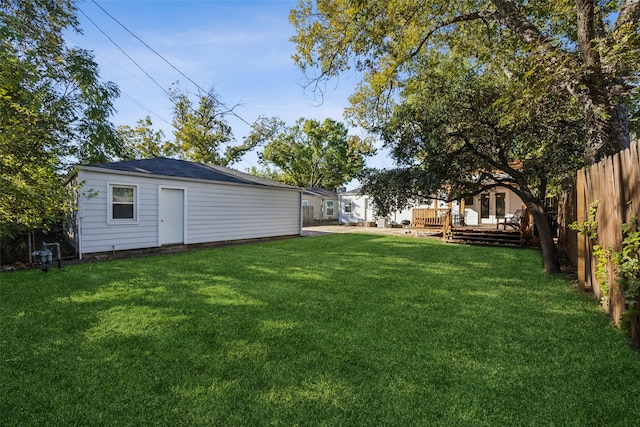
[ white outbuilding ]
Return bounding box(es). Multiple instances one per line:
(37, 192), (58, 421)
(71, 157), (302, 258)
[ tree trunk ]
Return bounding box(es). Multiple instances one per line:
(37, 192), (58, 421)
(494, 0), (633, 164)
(611, 102), (631, 151)
(582, 100), (631, 164)
(575, 0), (633, 162)
(520, 200), (561, 274)
(512, 172), (561, 274)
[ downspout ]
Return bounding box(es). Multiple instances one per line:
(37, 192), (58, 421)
(78, 217), (83, 260)
(299, 191), (303, 235)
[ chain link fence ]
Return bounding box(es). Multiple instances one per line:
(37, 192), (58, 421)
(1, 222), (78, 268)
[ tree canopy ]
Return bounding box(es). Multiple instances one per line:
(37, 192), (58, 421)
(164, 86), (242, 166)
(117, 116), (168, 161)
(118, 86), (267, 167)
(290, 0), (639, 274)
(258, 117), (374, 189)
(362, 60), (586, 273)
(1, 0), (120, 236)
(291, 0), (639, 164)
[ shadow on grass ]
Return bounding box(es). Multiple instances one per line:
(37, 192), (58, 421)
(2, 233), (639, 426)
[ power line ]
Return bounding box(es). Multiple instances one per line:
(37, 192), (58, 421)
(67, 35), (165, 95)
(66, 36), (172, 126)
(77, 6), (171, 99)
(91, 0), (205, 93)
(120, 93), (173, 126)
(78, 1), (259, 166)
(89, 0), (252, 127)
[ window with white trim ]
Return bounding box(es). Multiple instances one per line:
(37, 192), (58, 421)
(109, 184), (137, 222)
(326, 200), (335, 216)
(344, 199), (352, 213)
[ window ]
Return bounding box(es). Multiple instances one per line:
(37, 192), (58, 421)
(496, 193), (506, 218)
(344, 199), (352, 213)
(302, 200), (309, 207)
(464, 196), (474, 206)
(109, 184), (137, 222)
(481, 194), (490, 219)
(326, 200), (335, 216)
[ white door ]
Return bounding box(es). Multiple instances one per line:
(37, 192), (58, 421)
(160, 188), (184, 245)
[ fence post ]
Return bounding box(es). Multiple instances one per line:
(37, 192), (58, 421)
(576, 169), (586, 290)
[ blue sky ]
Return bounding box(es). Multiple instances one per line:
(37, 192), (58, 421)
(67, 0), (390, 180)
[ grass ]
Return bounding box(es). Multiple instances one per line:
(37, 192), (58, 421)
(1, 233), (639, 426)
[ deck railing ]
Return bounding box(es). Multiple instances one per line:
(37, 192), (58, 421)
(412, 208), (450, 228)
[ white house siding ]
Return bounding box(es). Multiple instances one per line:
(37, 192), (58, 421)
(302, 196), (338, 221)
(339, 193), (415, 225)
(340, 190), (528, 228)
(462, 186), (523, 226)
(338, 186), (524, 228)
(339, 193), (374, 224)
(77, 169), (301, 256)
(186, 182), (300, 243)
(78, 170), (159, 254)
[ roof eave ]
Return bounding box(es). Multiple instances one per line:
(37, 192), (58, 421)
(78, 165), (303, 192)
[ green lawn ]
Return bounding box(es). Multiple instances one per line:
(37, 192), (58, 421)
(1, 233), (639, 426)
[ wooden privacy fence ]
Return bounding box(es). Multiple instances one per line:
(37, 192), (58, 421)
(302, 206), (314, 226)
(560, 140), (639, 345)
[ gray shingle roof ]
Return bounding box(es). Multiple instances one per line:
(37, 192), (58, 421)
(339, 187), (363, 196)
(84, 157), (300, 190)
(303, 187), (338, 198)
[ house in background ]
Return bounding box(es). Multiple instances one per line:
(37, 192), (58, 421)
(459, 186), (523, 226)
(338, 189), (375, 225)
(72, 157), (302, 259)
(338, 186), (523, 227)
(302, 187), (338, 223)
(339, 188), (443, 226)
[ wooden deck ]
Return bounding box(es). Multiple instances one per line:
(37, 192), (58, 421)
(447, 227), (522, 247)
(410, 208), (527, 246)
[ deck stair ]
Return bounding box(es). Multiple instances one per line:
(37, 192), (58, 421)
(448, 228), (522, 247)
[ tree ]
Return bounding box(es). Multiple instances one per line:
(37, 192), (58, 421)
(362, 62), (586, 273)
(1, 0), (120, 237)
(259, 117), (374, 189)
(246, 165), (284, 183)
(290, 0), (639, 164)
(165, 85), (261, 166)
(291, 0), (638, 274)
(117, 116), (169, 160)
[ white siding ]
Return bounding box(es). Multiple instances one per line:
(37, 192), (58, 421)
(461, 186), (523, 226)
(302, 195), (338, 221)
(339, 193), (433, 226)
(77, 170), (301, 256)
(339, 194), (372, 224)
(186, 182), (300, 243)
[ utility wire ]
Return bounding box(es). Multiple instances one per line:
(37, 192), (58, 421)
(90, 0), (252, 127)
(67, 35), (172, 126)
(120, 93), (173, 126)
(68, 35), (165, 94)
(77, 6), (171, 99)
(78, 1), (259, 168)
(91, 0), (204, 93)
